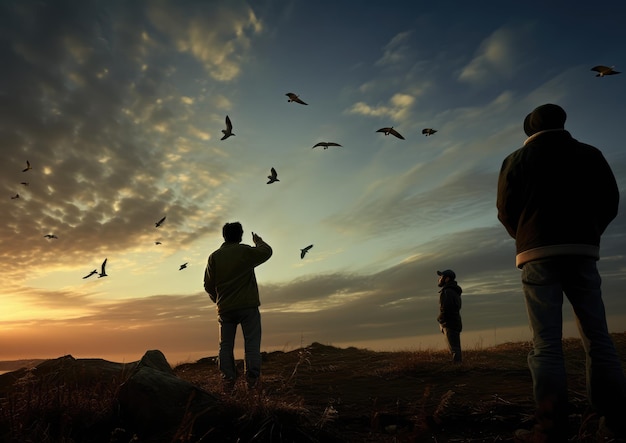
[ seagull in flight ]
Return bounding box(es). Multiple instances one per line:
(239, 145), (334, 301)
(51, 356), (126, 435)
(98, 258), (108, 278)
(300, 244), (313, 259)
(312, 142), (342, 150)
(376, 127), (405, 140)
(286, 92), (308, 105)
(267, 167), (279, 184)
(179, 262), (188, 270)
(591, 65), (620, 77)
(221, 115), (234, 140)
(11, 194), (19, 199)
(44, 234), (58, 239)
(155, 216), (166, 228)
(22, 160), (32, 172)
(422, 128), (437, 136)
(83, 269), (98, 279)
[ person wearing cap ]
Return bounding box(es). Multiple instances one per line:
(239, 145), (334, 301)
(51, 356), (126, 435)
(497, 104), (625, 442)
(436, 269), (463, 363)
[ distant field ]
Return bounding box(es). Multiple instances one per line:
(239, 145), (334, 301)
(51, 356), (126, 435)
(0, 359), (45, 373)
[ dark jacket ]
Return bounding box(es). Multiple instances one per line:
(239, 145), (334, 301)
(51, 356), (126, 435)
(438, 281), (462, 332)
(204, 240), (272, 314)
(497, 129), (618, 268)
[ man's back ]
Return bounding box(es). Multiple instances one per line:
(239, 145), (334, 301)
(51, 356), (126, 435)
(497, 130), (618, 263)
(205, 240), (272, 313)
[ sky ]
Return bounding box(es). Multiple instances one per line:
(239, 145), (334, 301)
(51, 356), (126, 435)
(2, 0), (626, 365)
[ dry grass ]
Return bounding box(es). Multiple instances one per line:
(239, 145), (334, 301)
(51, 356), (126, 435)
(0, 368), (122, 442)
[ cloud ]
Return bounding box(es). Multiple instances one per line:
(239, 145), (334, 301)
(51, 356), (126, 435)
(0, 224), (524, 361)
(346, 93), (416, 122)
(376, 31), (413, 67)
(3, 214), (626, 361)
(147, 1), (263, 82)
(0, 1), (235, 286)
(326, 158), (498, 239)
(458, 26), (526, 84)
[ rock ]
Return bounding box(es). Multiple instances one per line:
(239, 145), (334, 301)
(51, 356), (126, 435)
(117, 350), (220, 440)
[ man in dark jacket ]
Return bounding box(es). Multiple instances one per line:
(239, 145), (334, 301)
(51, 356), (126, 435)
(497, 104), (626, 442)
(204, 222), (273, 390)
(437, 269), (462, 363)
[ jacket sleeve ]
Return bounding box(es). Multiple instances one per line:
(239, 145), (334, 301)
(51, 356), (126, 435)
(496, 153), (522, 239)
(595, 151), (619, 233)
(437, 292), (447, 324)
(247, 240), (273, 266)
(204, 255), (217, 303)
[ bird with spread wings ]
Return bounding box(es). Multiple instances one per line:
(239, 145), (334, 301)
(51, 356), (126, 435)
(286, 92), (308, 105)
(300, 244), (313, 259)
(312, 142), (342, 150)
(376, 127), (405, 140)
(221, 115), (235, 140)
(267, 167), (279, 184)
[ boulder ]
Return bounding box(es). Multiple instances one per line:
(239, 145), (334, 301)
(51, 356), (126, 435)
(117, 350), (220, 440)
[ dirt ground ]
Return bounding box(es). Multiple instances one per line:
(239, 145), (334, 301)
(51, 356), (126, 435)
(174, 332), (626, 442)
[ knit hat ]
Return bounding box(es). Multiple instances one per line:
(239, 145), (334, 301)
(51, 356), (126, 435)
(523, 104), (567, 136)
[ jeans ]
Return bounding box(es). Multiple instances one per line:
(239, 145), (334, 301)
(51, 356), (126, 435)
(443, 328), (462, 362)
(218, 307), (262, 382)
(522, 257), (626, 432)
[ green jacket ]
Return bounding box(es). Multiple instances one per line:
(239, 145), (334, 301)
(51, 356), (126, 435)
(204, 240), (272, 314)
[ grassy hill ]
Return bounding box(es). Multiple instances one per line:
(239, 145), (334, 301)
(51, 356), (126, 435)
(0, 333), (624, 442)
(173, 332), (626, 442)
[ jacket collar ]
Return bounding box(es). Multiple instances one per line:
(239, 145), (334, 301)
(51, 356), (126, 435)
(523, 128), (567, 146)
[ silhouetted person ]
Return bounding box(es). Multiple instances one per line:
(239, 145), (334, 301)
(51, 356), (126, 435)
(437, 269), (462, 363)
(497, 103), (626, 442)
(204, 222), (272, 390)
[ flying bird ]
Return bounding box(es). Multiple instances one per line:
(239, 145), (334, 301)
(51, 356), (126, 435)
(312, 142), (342, 150)
(11, 194), (19, 199)
(43, 234), (58, 239)
(82, 269), (98, 279)
(376, 127), (405, 140)
(221, 115), (234, 140)
(286, 92), (308, 105)
(22, 160), (32, 172)
(179, 262), (188, 270)
(422, 128), (437, 136)
(155, 216), (166, 228)
(300, 244), (313, 259)
(267, 167), (279, 184)
(155, 241), (162, 245)
(98, 258), (108, 278)
(20, 182), (29, 186)
(591, 65), (620, 77)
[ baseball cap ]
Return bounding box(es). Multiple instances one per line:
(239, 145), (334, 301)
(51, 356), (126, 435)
(437, 269), (456, 280)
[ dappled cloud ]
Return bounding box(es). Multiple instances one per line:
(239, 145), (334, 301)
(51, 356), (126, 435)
(148, 2), (262, 82)
(0, 1), (247, 287)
